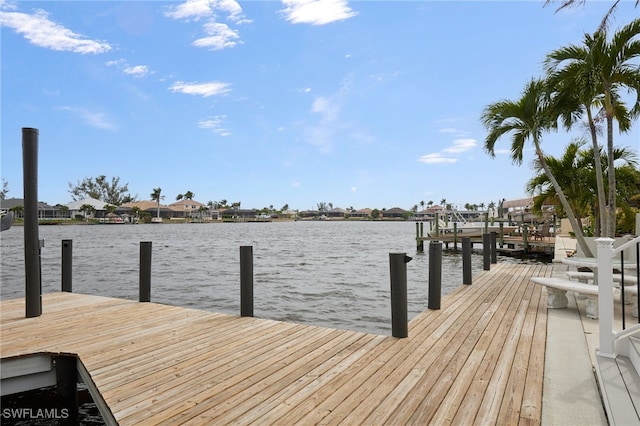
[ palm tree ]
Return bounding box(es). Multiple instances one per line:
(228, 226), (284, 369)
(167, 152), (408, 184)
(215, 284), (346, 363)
(150, 187), (164, 219)
(528, 140), (638, 235)
(131, 206), (141, 223)
(79, 204), (96, 222)
(544, 0), (639, 33)
(545, 18), (640, 236)
(481, 78), (593, 256)
(527, 140), (594, 232)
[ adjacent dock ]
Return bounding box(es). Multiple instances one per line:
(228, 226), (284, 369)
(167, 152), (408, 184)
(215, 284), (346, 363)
(1, 262), (553, 424)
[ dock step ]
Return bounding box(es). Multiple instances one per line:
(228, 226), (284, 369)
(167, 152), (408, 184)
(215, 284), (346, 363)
(595, 354), (640, 425)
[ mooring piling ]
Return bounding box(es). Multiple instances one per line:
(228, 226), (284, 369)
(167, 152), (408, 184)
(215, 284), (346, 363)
(428, 242), (442, 310)
(240, 246), (254, 317)
(23, 127), (41, 318)
(482, 233), (491, 271)
(139, 242), (152, 302)
(62, 240), (72, 293)
(389, 252), (411, 338)
(462, 237), (472, 285)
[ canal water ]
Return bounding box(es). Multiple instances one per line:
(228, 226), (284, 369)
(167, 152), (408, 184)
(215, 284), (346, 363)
(1, 220), (534, 334)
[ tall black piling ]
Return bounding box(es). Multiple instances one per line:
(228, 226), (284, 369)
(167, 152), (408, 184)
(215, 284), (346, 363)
(23, 128), (41, 318)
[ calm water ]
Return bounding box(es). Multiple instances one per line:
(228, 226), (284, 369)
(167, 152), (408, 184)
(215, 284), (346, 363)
(2, 221), (504, 334)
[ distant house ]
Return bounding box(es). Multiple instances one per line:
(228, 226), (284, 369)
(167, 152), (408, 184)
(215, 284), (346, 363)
(66, 197), (113, 219)
(382, 207), (409, 219)
(325, 208), (347, 219)
(281, 210), (299, 220)
(351, 208), (372, 219)
(169, 199), (207, 219)
(119, 200), (173, 219)
(0, 198), (60, 219)
(299, 210), (320, 219)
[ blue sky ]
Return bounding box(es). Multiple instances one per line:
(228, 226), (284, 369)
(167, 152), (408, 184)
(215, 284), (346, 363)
(1, 0), (638, 211)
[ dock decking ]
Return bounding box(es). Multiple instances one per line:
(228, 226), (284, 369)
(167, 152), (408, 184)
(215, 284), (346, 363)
(1, 262), (551, 425)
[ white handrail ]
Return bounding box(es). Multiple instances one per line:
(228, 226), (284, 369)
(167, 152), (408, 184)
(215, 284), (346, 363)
(597, 236), (640, 358)
(612, 235), (640, 256)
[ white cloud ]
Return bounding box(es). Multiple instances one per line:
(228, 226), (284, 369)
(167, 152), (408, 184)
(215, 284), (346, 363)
(193, 21), (240, 50)
(0, 8), (111, 54)
(443, 138), (477, 153)
(350, 186), (357, 193)
(59, 106), (118, 131)
(311, 96), (339, 121)
(291, 181), (301, 188)
(165, 0), (249, 51)
(123, 65), (150, 78)
(417, 153), (457, 164)
(164, 0), (215, 21)
(198, 115), (231, 136)
(106, 59), (126, 67)
(281, 0), (358, 25)
(169, 81), (231, 97)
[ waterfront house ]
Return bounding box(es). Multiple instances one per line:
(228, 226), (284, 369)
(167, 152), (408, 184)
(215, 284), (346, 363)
(119, 200), (173, 220)
(0, 198), (60, 219)
(382, 207), (409, 219)
(66, 197), (113, 220)
(168, 199), (207, 220)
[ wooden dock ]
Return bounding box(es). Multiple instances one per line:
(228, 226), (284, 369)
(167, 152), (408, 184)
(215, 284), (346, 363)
(420, 234), (556, 256)
(1, 262), (551, 424)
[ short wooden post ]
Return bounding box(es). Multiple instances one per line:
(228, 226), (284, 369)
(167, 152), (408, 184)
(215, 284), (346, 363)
(240, 246), (254, 317)
(490, 232), (497, 264)
(523, 224), (529, 253)
(55, 355), (78, 425)
(428, 242), (442, 310)
(139, 241), (152, 302)
(390, 253), (411, 338)
(482, 233), (491, 271)
(462, 237), (472, 285)
(62, 239), (72, 292)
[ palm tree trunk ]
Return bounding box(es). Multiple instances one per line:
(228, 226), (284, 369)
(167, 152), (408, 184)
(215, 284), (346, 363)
(534, 140), (593, 257)
(606, 113), (616, 237)
(586, 108), (608, 237)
